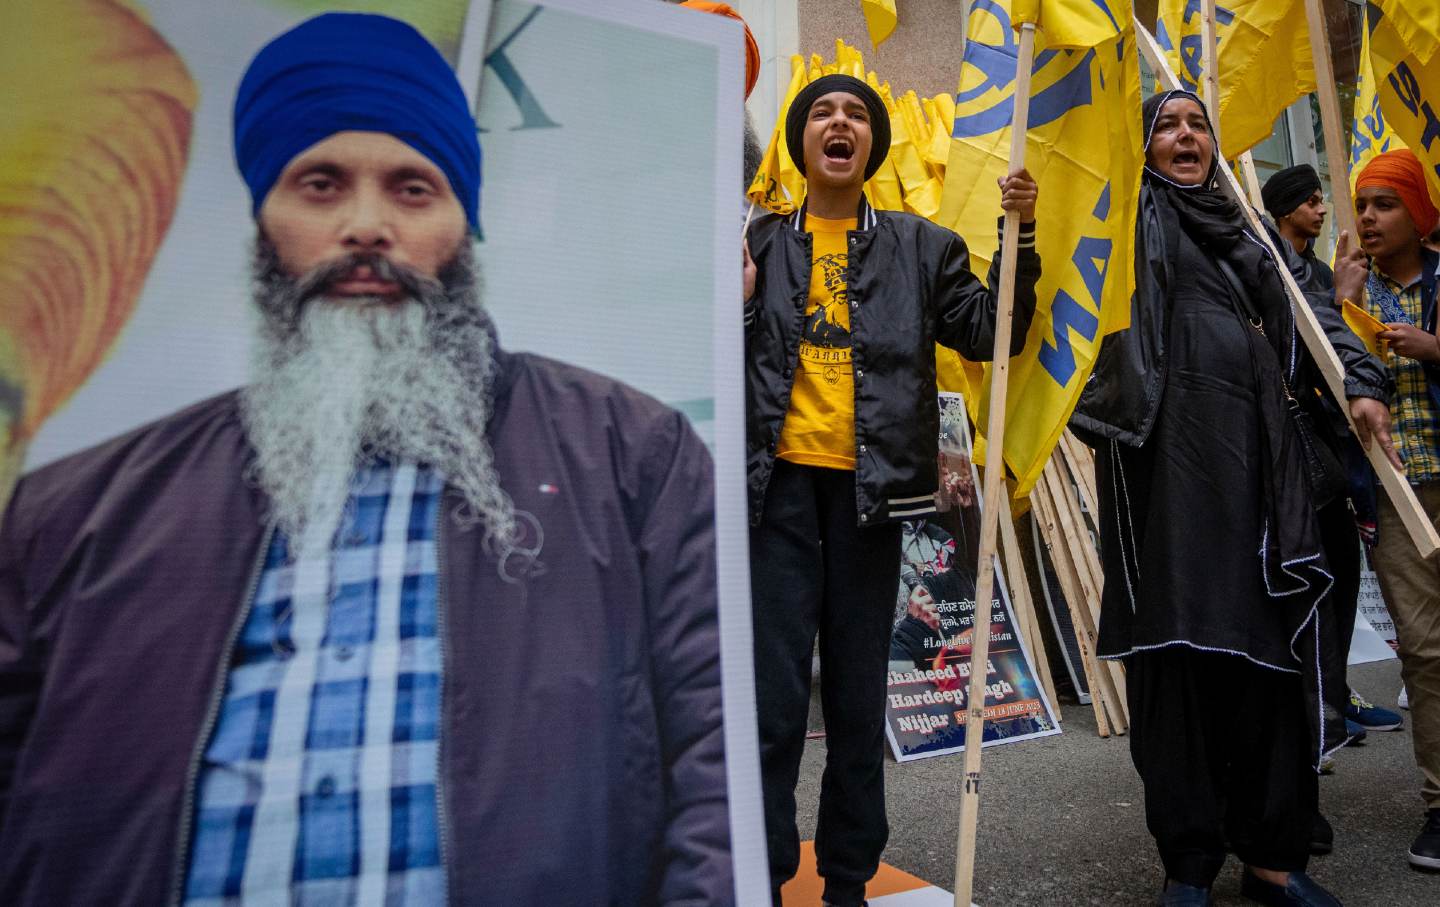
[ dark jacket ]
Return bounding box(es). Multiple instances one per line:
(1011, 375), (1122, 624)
(1263, 220), (1335, 296)
(744, 196), (1039, 526)
(1071, 185), (1390, 447)
(0, 350), (730, 906)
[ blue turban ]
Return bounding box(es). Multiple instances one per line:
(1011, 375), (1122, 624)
(234, 12), (481, 228)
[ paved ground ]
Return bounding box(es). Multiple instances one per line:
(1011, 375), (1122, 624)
(793, 659), (1438, 906)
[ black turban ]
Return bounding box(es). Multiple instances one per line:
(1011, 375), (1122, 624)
(1262, 164), (1322, 218)
(784, 74), (891, 180)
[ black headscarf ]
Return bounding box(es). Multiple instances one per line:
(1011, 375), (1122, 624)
(1140, 91), (1282, 329)
(785, 74), (891, 180)
(1140, 90), (1250, 255)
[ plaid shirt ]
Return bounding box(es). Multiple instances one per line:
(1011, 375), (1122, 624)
(1367, 262), (1440, 484)
(184, 462), (446, 906)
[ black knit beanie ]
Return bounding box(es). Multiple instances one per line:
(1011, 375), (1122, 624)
(784, 74), (891, 180)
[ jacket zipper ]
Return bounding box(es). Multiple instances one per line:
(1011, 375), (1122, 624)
(168, 523), (275, 906)
(433, 501), (453, 906)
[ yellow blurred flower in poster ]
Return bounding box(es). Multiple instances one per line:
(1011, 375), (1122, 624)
(0, 0), (197, 503)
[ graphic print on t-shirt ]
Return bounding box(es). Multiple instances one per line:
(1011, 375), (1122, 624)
(777, 215), (858, 470)
(801, 251), (852, 385)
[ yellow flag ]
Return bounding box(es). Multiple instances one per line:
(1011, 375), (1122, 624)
(924, 93), (955, 176)
(1342, 298), (1389, 357)
(937, 0), (1141, 496)
(888, 91), (943, 219)
(1350, 4), (1408, 192)
(835, 37), (866, 76)
(861, 0), (898, 49)
(861, 72), (905, 210)
(1012, 0), (1124, 49)
(746, 56), (809, 215)
(1375, 0), (1439, 66)
(1155, 0), (1316, 158)
(1367, 3), (1440, 207)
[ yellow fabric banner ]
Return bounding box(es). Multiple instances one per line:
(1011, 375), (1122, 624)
(1367, 2), (1440, 207)
(1350, 3), (1408, 191)
(746, 55), (808, 214)
(861, 0), (898, 49)
(1012, 0), (1124, 49)
(1155, 0), (1316, 159)
(1374, 0), (1439, 66)
(937, 0), (1140, 495)
(746, 40), (948, 217)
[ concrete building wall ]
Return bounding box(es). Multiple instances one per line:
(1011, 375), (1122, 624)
(796, 0), (968, 100)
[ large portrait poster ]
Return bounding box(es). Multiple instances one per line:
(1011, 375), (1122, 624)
(1, 0), (764, 900)
(885, 393), (1061, 762)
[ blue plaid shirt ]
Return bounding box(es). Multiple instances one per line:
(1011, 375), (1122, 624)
(184, 462), (446, 905)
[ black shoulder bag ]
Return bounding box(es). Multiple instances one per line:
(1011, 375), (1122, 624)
(1214, 256), (1349, 509)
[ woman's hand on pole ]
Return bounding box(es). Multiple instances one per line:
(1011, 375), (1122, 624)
(1350, 395), (1405, 472)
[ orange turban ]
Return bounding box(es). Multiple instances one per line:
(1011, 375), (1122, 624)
(1356, 149), (1440, 236)
(680, 0), (760, 99)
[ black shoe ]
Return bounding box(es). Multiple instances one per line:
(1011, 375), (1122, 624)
(1410, 808), (1440, 871)
(1158, 880), (1211, 906)
(1310, 812), (1333, 856)
(1239, 869), (1342, 906)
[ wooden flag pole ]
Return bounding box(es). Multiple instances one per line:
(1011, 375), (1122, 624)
(1031, 485), (1114, 736)
(1058, 431), (1098, 523)
(1040, 459), (1129, 730)
(952, 20), (1036, 907)
(1198, 0), (1268, 210)
(1201, 0), (1222, 151)
(1135, 16), (1440, 560)
(1302, 0), (1359, 242)
(997, 503), (1062, 719)
(1238, 152), (1266, 211)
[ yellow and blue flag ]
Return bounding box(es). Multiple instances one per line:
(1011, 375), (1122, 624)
(1154, 0), (1315, 159)
(1374, 0), (1439, 66)
(937, 0), (1141, 496)
(1365, 2), (1440, 207)
(1350, 3), (1407, 191)
(1012, 0), (1124, 50)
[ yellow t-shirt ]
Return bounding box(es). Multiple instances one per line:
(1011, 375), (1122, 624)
(777, 215), (858, 469)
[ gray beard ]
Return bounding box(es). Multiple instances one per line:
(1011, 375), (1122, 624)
(240, 241), (532, 573)
(744, 112), (764, 190)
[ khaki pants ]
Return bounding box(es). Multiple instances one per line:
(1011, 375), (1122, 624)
(1373, 481), (1440, 808)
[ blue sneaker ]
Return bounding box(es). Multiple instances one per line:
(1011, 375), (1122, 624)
(1346, 689), (1403, 731)
(1343, 718), (1368, 746)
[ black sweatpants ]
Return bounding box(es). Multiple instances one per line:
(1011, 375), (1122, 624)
(751, 460), (904, 907)
(1127, 647), (1316, 888)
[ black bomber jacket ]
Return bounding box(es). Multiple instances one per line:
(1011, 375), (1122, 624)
(743, 195), (1040, 527)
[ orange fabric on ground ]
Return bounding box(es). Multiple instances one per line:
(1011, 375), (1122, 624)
(780, 841), (933, 904)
